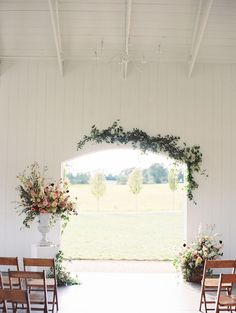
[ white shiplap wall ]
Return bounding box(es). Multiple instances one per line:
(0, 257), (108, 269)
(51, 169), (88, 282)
(0, 60), (235, 258)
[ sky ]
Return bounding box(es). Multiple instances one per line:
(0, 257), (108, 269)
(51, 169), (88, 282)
(65, 149), (181, 175)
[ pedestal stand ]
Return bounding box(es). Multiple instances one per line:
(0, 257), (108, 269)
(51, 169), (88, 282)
(31, 244), (59, 259)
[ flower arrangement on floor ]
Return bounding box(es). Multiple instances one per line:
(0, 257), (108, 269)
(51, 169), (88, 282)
(15, 162), (78, 229)
(173, 225), (223, 282)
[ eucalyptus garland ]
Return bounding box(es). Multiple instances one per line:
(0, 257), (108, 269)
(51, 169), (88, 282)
(77, 120), (206, 202)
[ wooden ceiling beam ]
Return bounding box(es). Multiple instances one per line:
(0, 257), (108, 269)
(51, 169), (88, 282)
(123, 0), (132, 79)
(48, 0), (64, 76)
(188, 0), (214, 78)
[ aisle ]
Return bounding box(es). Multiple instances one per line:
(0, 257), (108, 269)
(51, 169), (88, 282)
(58, 273), (200, 313)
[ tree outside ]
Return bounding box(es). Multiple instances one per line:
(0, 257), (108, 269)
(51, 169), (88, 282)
(67, 172), (91, 184)
(90, 172), (107, 210)
(128, 168), (143, 209)
(117, 168), (134, 185)
(147, 164), (168, 183)
(168, 167), (179, 209)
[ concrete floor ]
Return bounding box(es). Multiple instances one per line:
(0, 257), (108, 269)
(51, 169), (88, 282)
(65, 260), (175, 273)
(58, 272), (201, 313)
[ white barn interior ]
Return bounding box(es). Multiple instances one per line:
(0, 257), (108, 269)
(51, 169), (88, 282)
(0, 2), (236, 311)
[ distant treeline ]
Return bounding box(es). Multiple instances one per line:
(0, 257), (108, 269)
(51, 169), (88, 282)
(66, 163), (184, 185)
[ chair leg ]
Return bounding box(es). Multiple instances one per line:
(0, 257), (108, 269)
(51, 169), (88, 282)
(3, 300), (8, 313)
(55, 288), (59, 311)
(214, 305), (219, 313)
(12, 301), (17, 313)
(199, 286), (204, 312)
(203, 292), (208, 313)
(45, 301), (48, 313)
(199, 296), (203, 311)
(227, 286), (232, 296)
(52, 292), (56, 313)
(200, 288), (208, 313)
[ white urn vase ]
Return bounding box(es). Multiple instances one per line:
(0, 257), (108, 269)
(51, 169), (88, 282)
(38, 213), (52, 247)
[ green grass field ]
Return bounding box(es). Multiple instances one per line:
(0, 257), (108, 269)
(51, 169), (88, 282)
(62, 211), (184, 260)
(62, 183), (186, 260)
(69, 183), (186, 212)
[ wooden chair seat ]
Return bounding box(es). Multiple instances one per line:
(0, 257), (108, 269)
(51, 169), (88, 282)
(29, 292), (47, 303)
(204, 277), (232, 288)
(27, 278), (55, 287)
(218, 294), (236, 306)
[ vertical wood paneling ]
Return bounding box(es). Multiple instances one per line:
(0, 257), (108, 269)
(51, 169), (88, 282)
(110, 63), (122, 122)
(229, 65), (236, 257)
(0, 63), (9, 255)
(220, 66), (232, 252)
(0, 60), (236, 258)
(138, 65), (151, 132)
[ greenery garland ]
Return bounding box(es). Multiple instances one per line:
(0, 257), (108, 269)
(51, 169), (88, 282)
(77, 120), (206, 203)
(48, 250), (80, 286)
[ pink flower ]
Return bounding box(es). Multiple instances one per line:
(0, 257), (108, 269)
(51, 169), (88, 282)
(43, 200), (49, 207)
(40, 209), (48, 214)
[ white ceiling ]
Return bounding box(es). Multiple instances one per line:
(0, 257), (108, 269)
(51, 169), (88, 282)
(0, 0), (236, 73)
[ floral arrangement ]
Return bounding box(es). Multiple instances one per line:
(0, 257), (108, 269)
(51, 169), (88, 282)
(15, 163), (78, 228)
(173, 225), (223, 282)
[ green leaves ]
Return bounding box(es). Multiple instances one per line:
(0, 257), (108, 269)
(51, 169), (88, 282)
(77, 120), (206, 203)
(48, 251), (79, 286)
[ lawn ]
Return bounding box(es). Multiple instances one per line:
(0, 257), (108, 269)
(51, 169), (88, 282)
(62, 183), (185, 260)
(69, 183), (186, 212)
(62, 211), (184, 260)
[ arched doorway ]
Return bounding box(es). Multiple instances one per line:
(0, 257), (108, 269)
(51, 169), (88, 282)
(61, 148), (186, 261)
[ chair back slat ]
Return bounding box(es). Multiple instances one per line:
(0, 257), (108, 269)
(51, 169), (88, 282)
(0, 288), (29, 302)
(220, 273), (236, 284)
(9, 270), (45, 280)
(205, 260), (236, 269)
(23, 257), (54, 267)
(0, 257), (19, 267)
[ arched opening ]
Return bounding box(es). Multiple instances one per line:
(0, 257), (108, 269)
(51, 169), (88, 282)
(61, 148), (187, 261)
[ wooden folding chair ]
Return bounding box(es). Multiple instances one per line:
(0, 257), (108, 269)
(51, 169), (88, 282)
(23, 258), (58, 312)
(0, 287), (31, 313)
(9, 270), (48, 313)
(199, 260), (236, 313)
(214, 273), (236, 313)
(0, 257), (20, 288)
